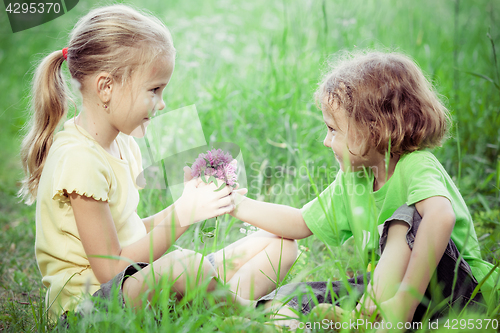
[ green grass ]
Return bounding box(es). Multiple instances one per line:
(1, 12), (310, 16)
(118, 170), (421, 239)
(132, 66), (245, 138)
(1, 0), (499, 332)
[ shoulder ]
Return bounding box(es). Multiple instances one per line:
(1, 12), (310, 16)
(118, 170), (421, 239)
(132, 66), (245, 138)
(398, 150), (444, 176)
(399, 150), (438, 165)
(47, 121), (112, 178)
(398, 150), (454, 205)
(51, 132), (109, 168)
(38, 125), (114, 204)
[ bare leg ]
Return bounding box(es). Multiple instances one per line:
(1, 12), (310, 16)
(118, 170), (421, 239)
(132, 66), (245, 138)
(122, 249), (219, 308)
(357, 221), (412, 312)
(212, 230), (298, 300)
(122, 231), (297, 308)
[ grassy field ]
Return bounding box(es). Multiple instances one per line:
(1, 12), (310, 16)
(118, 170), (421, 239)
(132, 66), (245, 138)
(0, 0), (499, 332)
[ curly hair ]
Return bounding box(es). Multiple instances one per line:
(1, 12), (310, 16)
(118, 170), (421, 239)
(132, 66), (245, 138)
(315, 51), (451, 157)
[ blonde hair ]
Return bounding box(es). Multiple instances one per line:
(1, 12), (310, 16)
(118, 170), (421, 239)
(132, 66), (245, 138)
(315, 51), (451, 157)
(19, 4), (175, 204)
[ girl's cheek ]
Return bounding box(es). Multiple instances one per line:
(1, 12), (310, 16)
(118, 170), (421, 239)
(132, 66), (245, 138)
(331, 136), (340, 150)
(152, 95), (161, 108)
(346, 131), (363, 155)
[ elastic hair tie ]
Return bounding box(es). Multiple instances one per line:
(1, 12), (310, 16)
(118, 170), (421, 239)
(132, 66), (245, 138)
(62, 47), (68, 61)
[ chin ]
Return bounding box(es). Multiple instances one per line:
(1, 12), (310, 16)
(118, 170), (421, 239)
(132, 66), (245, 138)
(334, 157), (344, 171)
(130, 122), (150, 138)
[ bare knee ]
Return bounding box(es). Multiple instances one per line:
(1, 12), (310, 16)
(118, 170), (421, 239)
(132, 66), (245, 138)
(154, 250), (218, 294)
(284, 238), (298, 260)
(169, 250), (217, 289)
(188, 252), (219, 291)
(269, 237), (298, 266)
(122, 250), (219, 307)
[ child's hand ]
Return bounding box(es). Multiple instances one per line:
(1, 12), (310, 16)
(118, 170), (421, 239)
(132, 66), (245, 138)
(229, 184), (248, 216)
(184, 165), (247, 212)
(231, 182), (248, 200)
(183, 166), (195, 183)
(194, 176), (248, 214)
(175, 167), (235, 227)
(367, 294), (414, 333)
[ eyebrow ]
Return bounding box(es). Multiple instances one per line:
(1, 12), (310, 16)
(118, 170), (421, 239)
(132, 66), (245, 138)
(323, 116), (335, 127)
(325, 123), (337, 131)
(324, 115), (344, 133)
(149, 79), (168, 85)
(145, 81), (168, 89)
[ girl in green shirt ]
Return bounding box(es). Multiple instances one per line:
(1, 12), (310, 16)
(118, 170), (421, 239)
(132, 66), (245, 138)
(230, 51), (498, 328)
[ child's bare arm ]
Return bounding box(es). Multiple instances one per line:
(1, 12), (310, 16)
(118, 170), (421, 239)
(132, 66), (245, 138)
(231, 194), (312, 239)
(141, 167), (201, 232)
(356, 221), (411, 313)
(70, 178), (235, 284)
(376, 196), (455, 323)
(400, 196), (455, 315)
(141, 204), (175, 233)
(70, 193), (175, 283)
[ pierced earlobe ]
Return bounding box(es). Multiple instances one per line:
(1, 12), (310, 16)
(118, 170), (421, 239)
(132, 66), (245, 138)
(95, 72), (113, 109)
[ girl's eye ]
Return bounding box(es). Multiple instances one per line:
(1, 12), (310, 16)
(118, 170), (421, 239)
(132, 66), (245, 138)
(328, 126), (336, 133)
(151, 87), (160, 94)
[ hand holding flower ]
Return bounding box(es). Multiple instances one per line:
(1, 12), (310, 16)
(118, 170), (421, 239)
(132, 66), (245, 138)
(174, 171), (234, 227)
(175, 149), (243, 227)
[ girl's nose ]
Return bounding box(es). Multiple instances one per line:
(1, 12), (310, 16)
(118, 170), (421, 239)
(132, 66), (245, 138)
(157, 98), (166, 111)
(323, 133), (331, 148)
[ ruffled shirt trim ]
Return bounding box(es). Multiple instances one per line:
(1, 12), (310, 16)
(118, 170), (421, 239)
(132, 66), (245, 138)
(53, 188), (108, 204)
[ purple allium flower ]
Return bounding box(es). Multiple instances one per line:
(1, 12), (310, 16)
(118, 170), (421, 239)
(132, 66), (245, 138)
(191, 149), (237, 187)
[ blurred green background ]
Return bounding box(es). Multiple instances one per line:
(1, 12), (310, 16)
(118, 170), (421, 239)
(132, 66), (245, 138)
(0, 0), (499, 331)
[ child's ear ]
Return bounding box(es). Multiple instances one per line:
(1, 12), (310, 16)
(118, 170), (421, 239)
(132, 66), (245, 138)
(94, 72), (113, 105)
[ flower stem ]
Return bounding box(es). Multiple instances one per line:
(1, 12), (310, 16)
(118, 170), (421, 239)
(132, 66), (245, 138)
(213, 216), (219, 253)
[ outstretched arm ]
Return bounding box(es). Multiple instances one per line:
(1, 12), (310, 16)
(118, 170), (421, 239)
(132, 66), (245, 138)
(71, 175), (235, 284)
(230, 194), (313, 240)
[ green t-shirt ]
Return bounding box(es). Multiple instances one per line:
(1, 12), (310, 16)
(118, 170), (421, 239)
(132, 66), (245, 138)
(302, 150), (499, 302)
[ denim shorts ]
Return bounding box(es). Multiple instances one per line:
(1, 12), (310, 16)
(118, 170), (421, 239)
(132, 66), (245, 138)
(90, 262), (150, 307)
(257, 204), (483, 321)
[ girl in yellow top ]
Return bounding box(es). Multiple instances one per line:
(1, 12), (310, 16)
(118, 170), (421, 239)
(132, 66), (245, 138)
(19, 4), (297, 321)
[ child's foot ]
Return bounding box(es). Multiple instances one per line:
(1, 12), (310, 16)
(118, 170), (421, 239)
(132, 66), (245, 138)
(310, 304), (350, 322)
(221, 316), (290, 333)
(310, 304), (378, 332)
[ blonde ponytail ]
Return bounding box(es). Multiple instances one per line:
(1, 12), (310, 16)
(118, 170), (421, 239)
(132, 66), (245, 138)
(19, 4), (175, 204)
(19, 50), (69, 204)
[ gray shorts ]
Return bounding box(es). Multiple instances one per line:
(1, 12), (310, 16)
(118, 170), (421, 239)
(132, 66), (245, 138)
(91, 253), (217, 308)
(257, 204), (483, 322)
